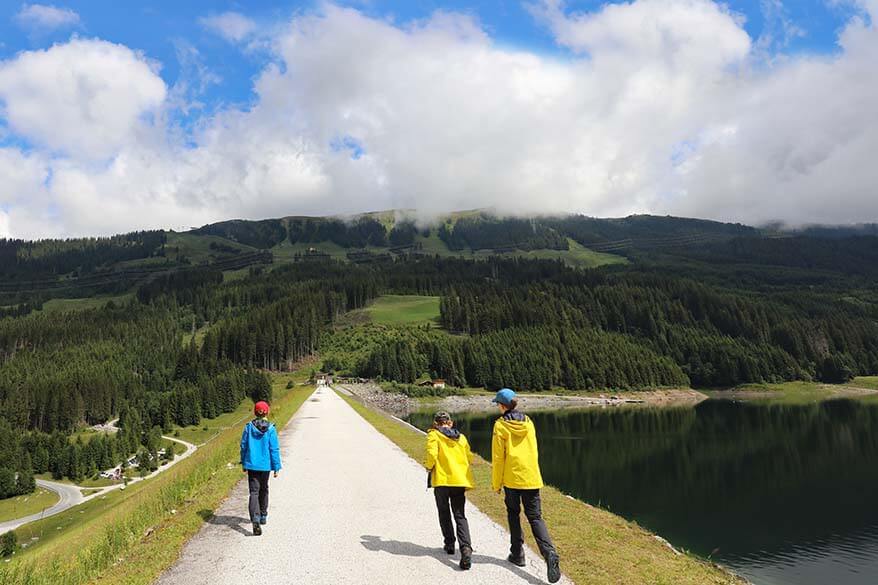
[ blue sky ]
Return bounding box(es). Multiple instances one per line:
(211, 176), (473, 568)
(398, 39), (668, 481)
(0, 1), (861, 131)
(0, 1), (876, 237)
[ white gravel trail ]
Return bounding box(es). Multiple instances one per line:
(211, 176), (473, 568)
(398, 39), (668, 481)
(155, 386), (571, 585)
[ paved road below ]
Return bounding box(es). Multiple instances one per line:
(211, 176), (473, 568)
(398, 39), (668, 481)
(156, 386), (571, 585)
(0, 480), (84, 535)
(0, 432), (198, 536)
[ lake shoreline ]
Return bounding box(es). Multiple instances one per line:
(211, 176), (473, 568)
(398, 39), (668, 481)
(335, 383), (710, 418)
(705, 383), (878, 402)
(337, 381), (878, 420)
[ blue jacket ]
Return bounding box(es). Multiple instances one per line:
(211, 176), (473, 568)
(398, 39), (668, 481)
(240, 418), (282, 472)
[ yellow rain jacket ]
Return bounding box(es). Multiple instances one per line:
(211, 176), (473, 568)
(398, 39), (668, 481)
(492, 413), (544, 491)
(424, 428), (475, 489)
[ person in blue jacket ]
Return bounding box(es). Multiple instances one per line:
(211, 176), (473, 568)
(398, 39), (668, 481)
(240, 400), (282, 536)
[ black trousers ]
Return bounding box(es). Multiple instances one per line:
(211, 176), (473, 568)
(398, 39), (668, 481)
(247, 470), (270, 523)
(434, 486), (472, 550)
(504, 487), (557, 559)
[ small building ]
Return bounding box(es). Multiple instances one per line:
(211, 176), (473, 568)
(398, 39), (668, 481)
(418, 378), (447, 389)
(315, 372), (332, 387)
(100, 467), (123, 480)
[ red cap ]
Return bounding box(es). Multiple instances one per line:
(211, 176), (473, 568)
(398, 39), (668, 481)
(254, 401), (270, 416)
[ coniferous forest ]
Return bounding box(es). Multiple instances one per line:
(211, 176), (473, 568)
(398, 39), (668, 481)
(2, 212), (878, 499)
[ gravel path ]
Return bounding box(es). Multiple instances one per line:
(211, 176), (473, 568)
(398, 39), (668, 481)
(156, 386), (571, 585)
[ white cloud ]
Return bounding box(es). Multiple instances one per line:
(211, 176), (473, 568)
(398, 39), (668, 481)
(0, 148), (52, 238)
(199, 12), (257, 43)
(14, 4), (80, 32)
(671, 6), (878, 224)
(1, 1), (878, 238)
(0, 38), (167, 158)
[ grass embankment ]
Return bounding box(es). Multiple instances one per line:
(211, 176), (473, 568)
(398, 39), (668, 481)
(0, 373), (313, 585)
(339, 392), (743, 585)
(0, 489), (59, 523)
(172, 387), (285, 445)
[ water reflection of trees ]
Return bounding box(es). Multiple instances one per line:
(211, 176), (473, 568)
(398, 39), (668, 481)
(412, 400), (878, 558)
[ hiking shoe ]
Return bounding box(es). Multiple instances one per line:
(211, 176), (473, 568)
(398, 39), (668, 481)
(253, 523), (262, 536)
(459, 546), (472, 570)
(259, 514), (268, 525)
(444, 544), (455, 555)
(546, 553), (561, 584)
(508, 553), (526, 567)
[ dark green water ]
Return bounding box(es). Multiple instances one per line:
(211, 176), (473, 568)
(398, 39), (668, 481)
(407, 399), (878, 585)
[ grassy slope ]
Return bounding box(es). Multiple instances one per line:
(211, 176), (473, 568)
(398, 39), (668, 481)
(180, 326), (209, 349)
(0, 489), (59, 523)
(365, 295), (441, 325)
(271, 239), (350, 262)
(34, 473), (116, 489)
(413, 233), (627, 269)
(173, 392), (273, 445)
(339, 392), (743, 585)
(1, 373), (312, 585)
(38, 294), (134, 314)
(852, 376), (878, 390)
(164, 232), (257, 264)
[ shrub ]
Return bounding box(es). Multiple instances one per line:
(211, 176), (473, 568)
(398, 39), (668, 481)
(1, 531), (17, 557)
(380, 381), (459, 398)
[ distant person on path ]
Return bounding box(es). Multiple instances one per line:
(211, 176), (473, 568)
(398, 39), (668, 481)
(491, 388), (561, 584)
(423, 411), (475, 570)
(240, 400), (282, 536)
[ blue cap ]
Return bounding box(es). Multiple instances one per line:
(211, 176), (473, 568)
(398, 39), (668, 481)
(492, 388), (516, 405)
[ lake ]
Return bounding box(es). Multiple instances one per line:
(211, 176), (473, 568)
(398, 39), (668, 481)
(407, 398), (878, 585)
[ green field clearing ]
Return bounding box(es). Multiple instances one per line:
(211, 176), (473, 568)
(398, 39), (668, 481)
(222, 267), (251, 282)
(271, 240), (349, 263)
(365, 295), (440, 325)
(39, 294), (133, 314)
(113, 257), (176, 269)
(529, 238), (629, 268)
(164, 232), (256, 264)
(413, 231), (451, 255)
(0, 488), (59, 523)
(413, 233), (627, 269)
(181, 325), (210, 348)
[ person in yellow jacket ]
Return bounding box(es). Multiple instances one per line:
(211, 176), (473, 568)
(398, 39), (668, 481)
(492, 388), (561, 584)
(423, 411), (475, 570)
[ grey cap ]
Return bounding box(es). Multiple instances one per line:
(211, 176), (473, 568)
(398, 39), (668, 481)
(433, 411), (452, 424)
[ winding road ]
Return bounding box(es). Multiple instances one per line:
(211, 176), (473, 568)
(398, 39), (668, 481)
(0, 426), (197, 535)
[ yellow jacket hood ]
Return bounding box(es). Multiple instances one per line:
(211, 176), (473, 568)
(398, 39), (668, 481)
(423, 428), (475, 489)
(492, 414), (544, 491)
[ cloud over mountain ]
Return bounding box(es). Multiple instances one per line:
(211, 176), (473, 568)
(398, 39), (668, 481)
(1, 1), (877, 238)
